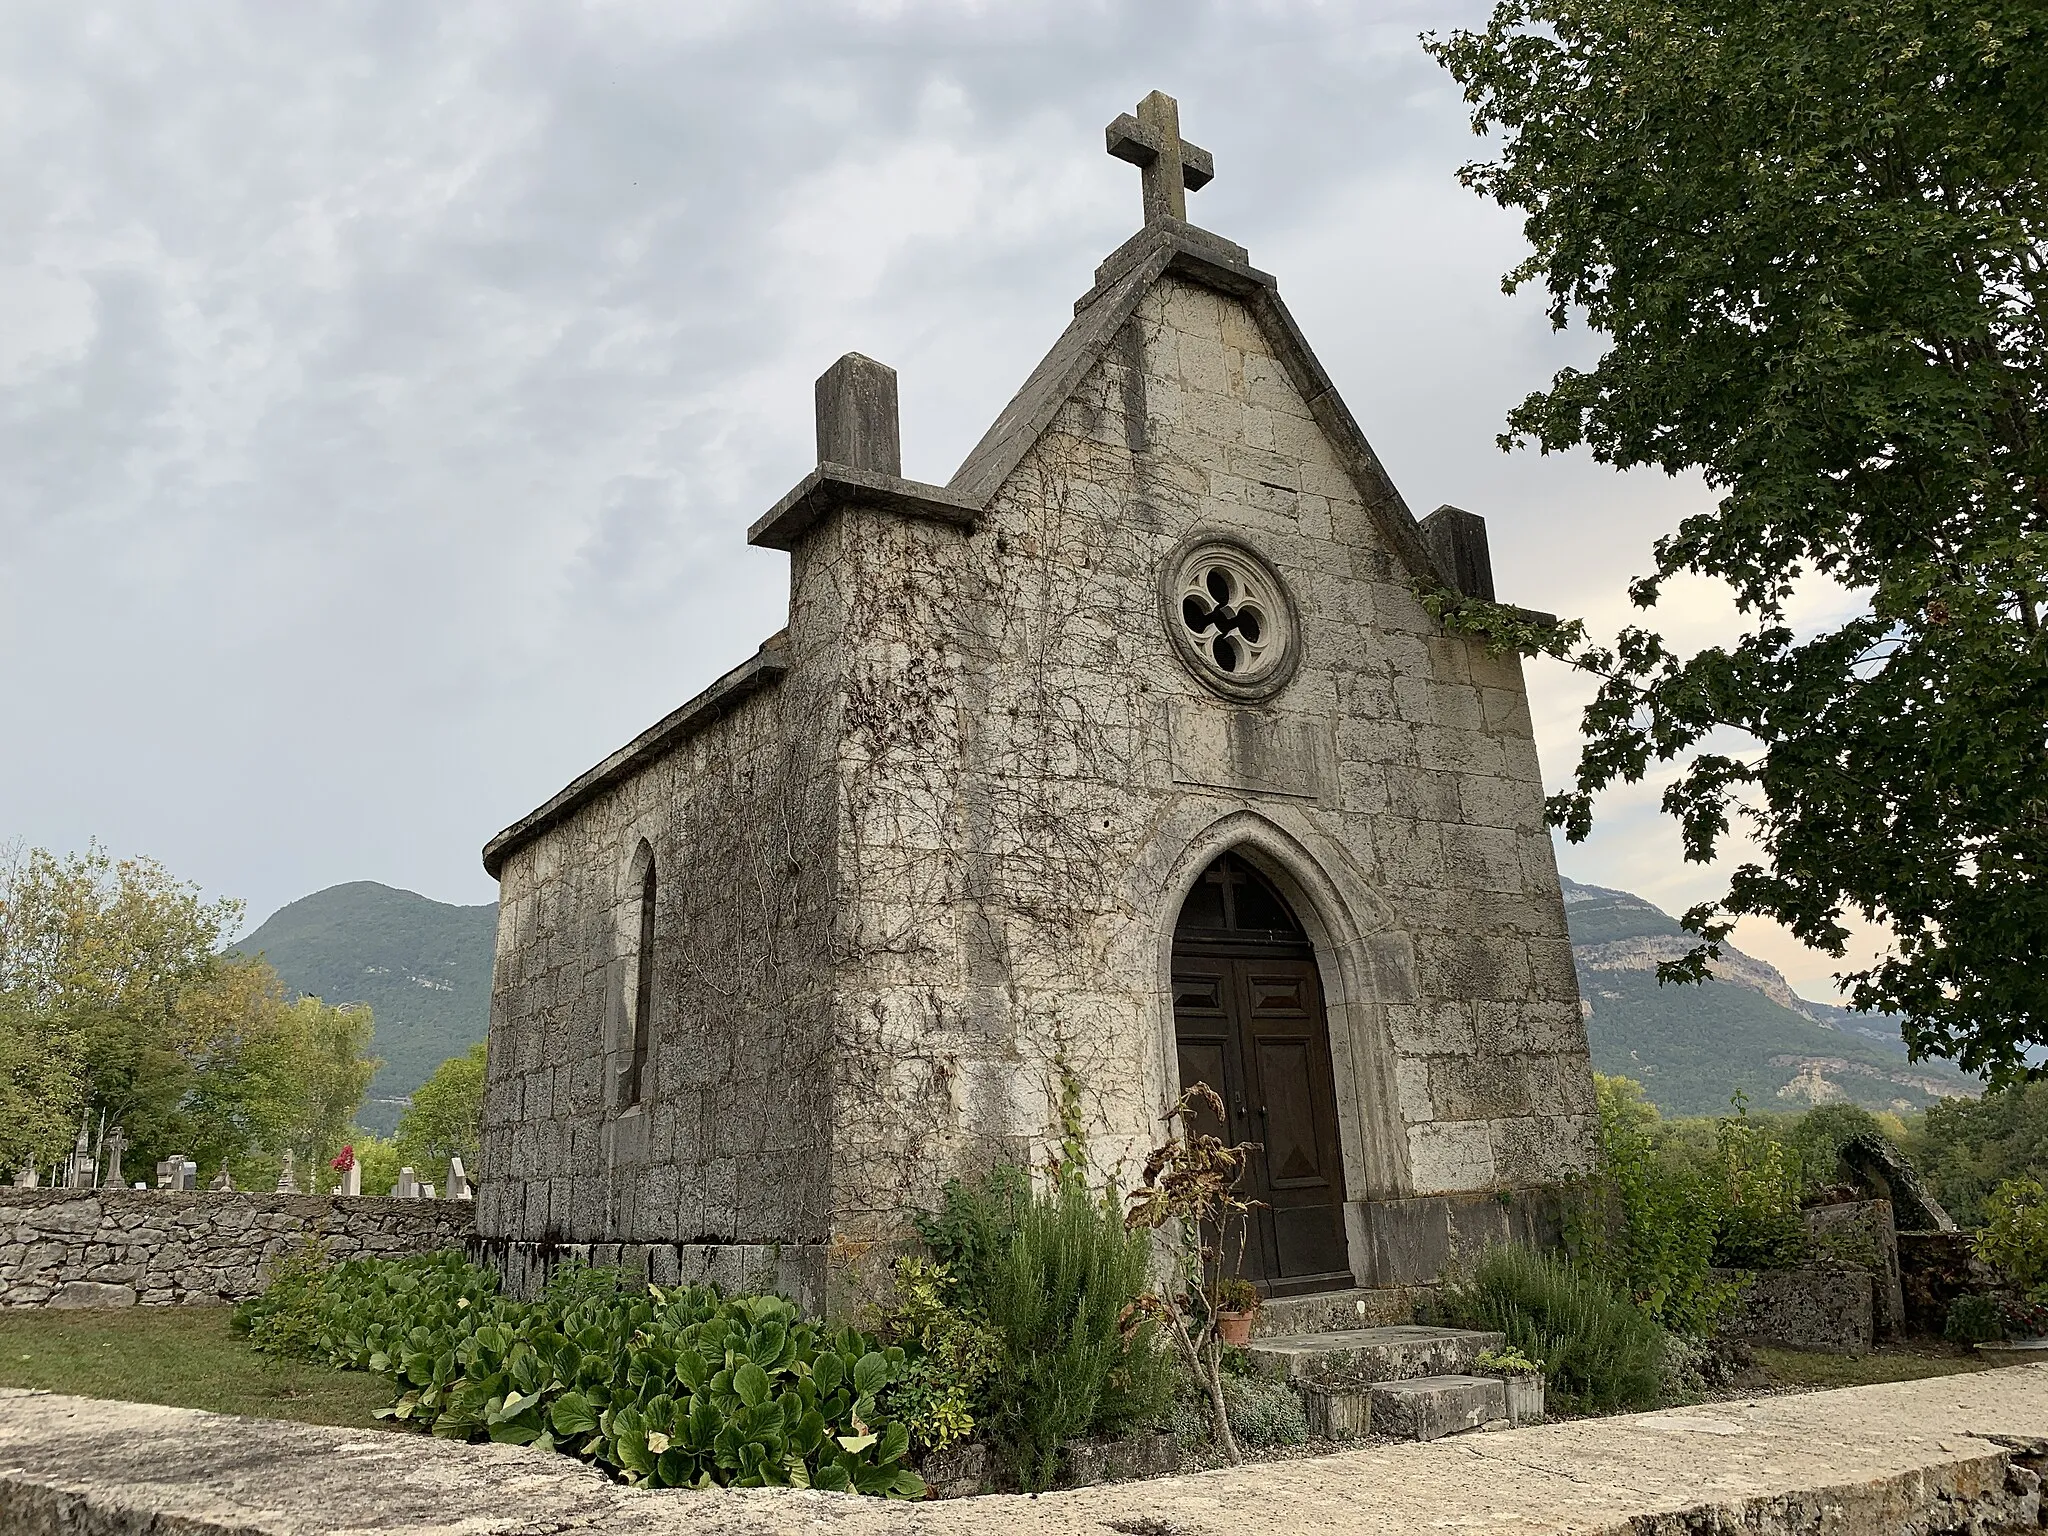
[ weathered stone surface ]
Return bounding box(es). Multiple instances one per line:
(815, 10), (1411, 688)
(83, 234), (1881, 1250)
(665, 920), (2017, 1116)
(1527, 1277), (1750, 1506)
(1369, 1374), (1506, 1440)
(1805, 1198), (1906, 1339)
(1839, 1132), (1957, 1231)
(1716, 1266), (1876, 1355)
(0, 1190), (473, 1308)
(1057, 1430), (1182, 1489)
(5, 1371), (2048, 1534)
(1498, 1371), (1544, 1426)
(45, 1281), (135, 1309)
(1249, 1286), (1423, 1339)
(1249, 1325), (1503, 1390)
(1299, 1383), (1371, 1439)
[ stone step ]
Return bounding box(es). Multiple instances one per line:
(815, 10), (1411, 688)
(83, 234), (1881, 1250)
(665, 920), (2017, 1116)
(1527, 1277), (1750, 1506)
(1246, 1324), (1505, 1389)
(1369, 1374), (1507, 1441)
(1248, 1286), (1426, 1339)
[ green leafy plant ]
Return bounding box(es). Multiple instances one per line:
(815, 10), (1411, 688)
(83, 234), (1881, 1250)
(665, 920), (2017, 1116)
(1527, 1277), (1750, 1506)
(1217, 1374), (1307, 1448)
(236, 1251), (926, 1497)
(874, 1257), (998, 1455)
(1944, 1292), (2005, 1346)
(1215, 1277), (1258, 1314)
(1567, 1076), (1731, 1334)
(1710, 1099), (1809, 1270)
(1425, 0), (2048, 1083)
(1474, 1344), (1541, 1375)
(230, 1238), (331, 1360)
(1434, 1244), (1666, 1414)
(921, 1166), (1168, 1492)
(1976, 1177), (2048, 1293)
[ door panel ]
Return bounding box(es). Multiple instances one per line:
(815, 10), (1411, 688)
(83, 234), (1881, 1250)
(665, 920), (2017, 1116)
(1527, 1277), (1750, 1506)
(1171, 948), (1350, 1295)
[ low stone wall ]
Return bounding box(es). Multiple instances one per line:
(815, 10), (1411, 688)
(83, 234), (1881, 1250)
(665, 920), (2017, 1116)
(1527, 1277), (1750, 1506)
(1804, 1199), (1906, 1339)
(1714, 1265), (1875, 1355)
(0, 1189), (475, 1308)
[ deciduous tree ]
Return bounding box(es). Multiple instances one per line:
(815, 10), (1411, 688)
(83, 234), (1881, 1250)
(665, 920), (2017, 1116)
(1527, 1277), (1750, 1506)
(1427, 0), (2048, 1079)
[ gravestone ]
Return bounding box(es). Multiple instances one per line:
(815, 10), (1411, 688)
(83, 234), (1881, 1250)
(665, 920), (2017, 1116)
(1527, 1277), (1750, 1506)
(158, 1155), (198, 1192)
(477, 92), (1596, 1313)
(208, 1162), (234, 1192)
(274, 1151), (298, 1196)
(99, 1127), (126, 1192)
(395, 1167), (419, 1200)
(447, 1157), (473, 1201)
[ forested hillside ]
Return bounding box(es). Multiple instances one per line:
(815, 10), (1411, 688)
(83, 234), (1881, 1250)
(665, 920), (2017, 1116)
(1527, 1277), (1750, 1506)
(1563, 878), (1975, 1115)
(234, 875), (1978, 1130)
(233, 883), (494, 1133)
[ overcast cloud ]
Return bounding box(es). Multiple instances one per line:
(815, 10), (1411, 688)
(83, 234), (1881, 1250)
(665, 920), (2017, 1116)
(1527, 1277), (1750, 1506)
(0, 1), (1876, 999)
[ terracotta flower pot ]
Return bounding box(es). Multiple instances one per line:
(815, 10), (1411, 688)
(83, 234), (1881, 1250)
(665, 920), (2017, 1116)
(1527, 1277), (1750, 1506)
(1217, 1310), (1255, 1346)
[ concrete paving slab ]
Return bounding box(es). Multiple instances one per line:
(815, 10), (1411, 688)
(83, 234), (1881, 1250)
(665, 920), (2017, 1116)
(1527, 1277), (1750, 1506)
(2, 1368), (2046, 1535)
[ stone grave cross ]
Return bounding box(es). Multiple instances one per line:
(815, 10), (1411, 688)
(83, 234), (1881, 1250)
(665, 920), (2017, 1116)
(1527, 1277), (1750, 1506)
(1105, 90), (1213, 225)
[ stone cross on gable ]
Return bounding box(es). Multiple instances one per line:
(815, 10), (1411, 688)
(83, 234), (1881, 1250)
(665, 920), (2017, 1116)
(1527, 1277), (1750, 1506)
(1105, 90), (1213, 225)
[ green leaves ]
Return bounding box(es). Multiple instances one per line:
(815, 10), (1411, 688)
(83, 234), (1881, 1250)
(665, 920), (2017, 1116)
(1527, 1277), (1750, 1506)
(1428, 0), (2048, 1081)
(239, 1252), (925, 1499)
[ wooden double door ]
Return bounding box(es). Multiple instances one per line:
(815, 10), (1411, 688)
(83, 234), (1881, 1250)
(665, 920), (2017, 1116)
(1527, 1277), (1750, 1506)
(1171, 856), (1351, 1296)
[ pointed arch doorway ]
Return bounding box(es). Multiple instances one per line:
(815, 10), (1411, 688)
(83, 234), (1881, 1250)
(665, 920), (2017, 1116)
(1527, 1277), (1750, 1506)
(1172, 851), (1351, 1296)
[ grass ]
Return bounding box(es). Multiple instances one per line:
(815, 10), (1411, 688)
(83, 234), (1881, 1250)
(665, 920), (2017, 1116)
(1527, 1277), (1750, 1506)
(1751, 1344), (2007, 1391)
(0, 1304), (394, 1428)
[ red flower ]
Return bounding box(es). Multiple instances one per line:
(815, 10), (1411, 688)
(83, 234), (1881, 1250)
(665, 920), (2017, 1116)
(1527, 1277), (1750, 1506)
(331, 1145), (355, 1171)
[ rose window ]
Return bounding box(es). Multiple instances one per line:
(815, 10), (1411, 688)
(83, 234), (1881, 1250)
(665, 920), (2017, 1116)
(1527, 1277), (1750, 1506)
(1161, 538), (1299, 701)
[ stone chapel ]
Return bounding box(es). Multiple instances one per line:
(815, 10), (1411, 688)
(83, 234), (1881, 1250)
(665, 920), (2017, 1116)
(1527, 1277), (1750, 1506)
(477, 94), (1596, 1314)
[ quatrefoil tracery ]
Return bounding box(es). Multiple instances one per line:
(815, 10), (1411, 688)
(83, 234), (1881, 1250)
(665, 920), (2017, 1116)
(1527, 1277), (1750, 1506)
(1161, 537), (1299, 701)
(1179, 564), (1272, 676)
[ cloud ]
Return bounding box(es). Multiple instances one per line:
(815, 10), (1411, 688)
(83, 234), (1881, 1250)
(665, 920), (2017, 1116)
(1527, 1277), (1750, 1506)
(0, 0), (1863, 1001)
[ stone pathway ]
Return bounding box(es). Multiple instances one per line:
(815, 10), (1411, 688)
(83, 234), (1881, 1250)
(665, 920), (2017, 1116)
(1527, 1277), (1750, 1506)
(3, 1367), (2047, 1535)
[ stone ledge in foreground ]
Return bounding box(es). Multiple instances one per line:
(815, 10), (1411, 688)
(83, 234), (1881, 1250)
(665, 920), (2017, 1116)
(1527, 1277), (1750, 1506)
(1, 1368), (2046, 1536)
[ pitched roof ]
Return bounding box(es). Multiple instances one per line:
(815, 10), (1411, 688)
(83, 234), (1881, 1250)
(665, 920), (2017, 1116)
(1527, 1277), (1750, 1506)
(748, 217), (1452, 591)
(484, 218), (1477, 878)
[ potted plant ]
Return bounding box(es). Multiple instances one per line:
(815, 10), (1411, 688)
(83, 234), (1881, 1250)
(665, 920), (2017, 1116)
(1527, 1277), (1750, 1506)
(1215, 1277), (1260, 1345)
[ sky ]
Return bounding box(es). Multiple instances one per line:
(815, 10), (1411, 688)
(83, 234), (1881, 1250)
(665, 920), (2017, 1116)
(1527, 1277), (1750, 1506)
(0, 1), (1880, 999)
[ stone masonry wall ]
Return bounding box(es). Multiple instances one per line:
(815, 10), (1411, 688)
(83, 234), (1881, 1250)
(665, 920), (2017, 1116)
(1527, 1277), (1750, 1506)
(815, 270), (1593, 1260)
(480, 657), (840, 1255)
(0, 1189), (474, 1307)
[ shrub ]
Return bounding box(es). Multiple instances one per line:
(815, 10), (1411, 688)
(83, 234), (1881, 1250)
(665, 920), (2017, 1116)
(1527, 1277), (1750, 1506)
(1976, 1177), (2048, 1291)
(874, 1257), (999, 1454)
(1945, 1292), (2005, 1345)
(1568, 1076), (1726, 1333)
(1219, 1373), (1308, 1447)
(1433, 1244), (1666, 1414)
(236, 1251), (925, 1497)
(1708, 1104), (1808, 1270)
(919, 1166), (1171, 1492)
(232, 1238), (331, 1359)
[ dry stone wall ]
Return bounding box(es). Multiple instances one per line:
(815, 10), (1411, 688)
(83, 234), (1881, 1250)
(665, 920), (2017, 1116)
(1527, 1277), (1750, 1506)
(0, 1189), (474, 1307)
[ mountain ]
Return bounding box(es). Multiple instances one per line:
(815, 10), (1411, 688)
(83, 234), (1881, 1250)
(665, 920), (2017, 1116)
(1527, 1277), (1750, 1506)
(235, 873), (1977, 1133)
(1560, 877), (1976, 1117)
(232, 883), (496, 1134)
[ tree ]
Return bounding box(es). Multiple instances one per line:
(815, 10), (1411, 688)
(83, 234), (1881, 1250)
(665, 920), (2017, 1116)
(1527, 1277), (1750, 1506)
(1426, 0), (2048, 1081)
(393, 1041), (485, 1182)
(0, 842), (377, 1181)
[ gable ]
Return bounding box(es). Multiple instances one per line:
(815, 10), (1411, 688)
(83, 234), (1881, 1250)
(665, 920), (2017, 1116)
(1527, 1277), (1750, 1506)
(946, 219), (1450, 593)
